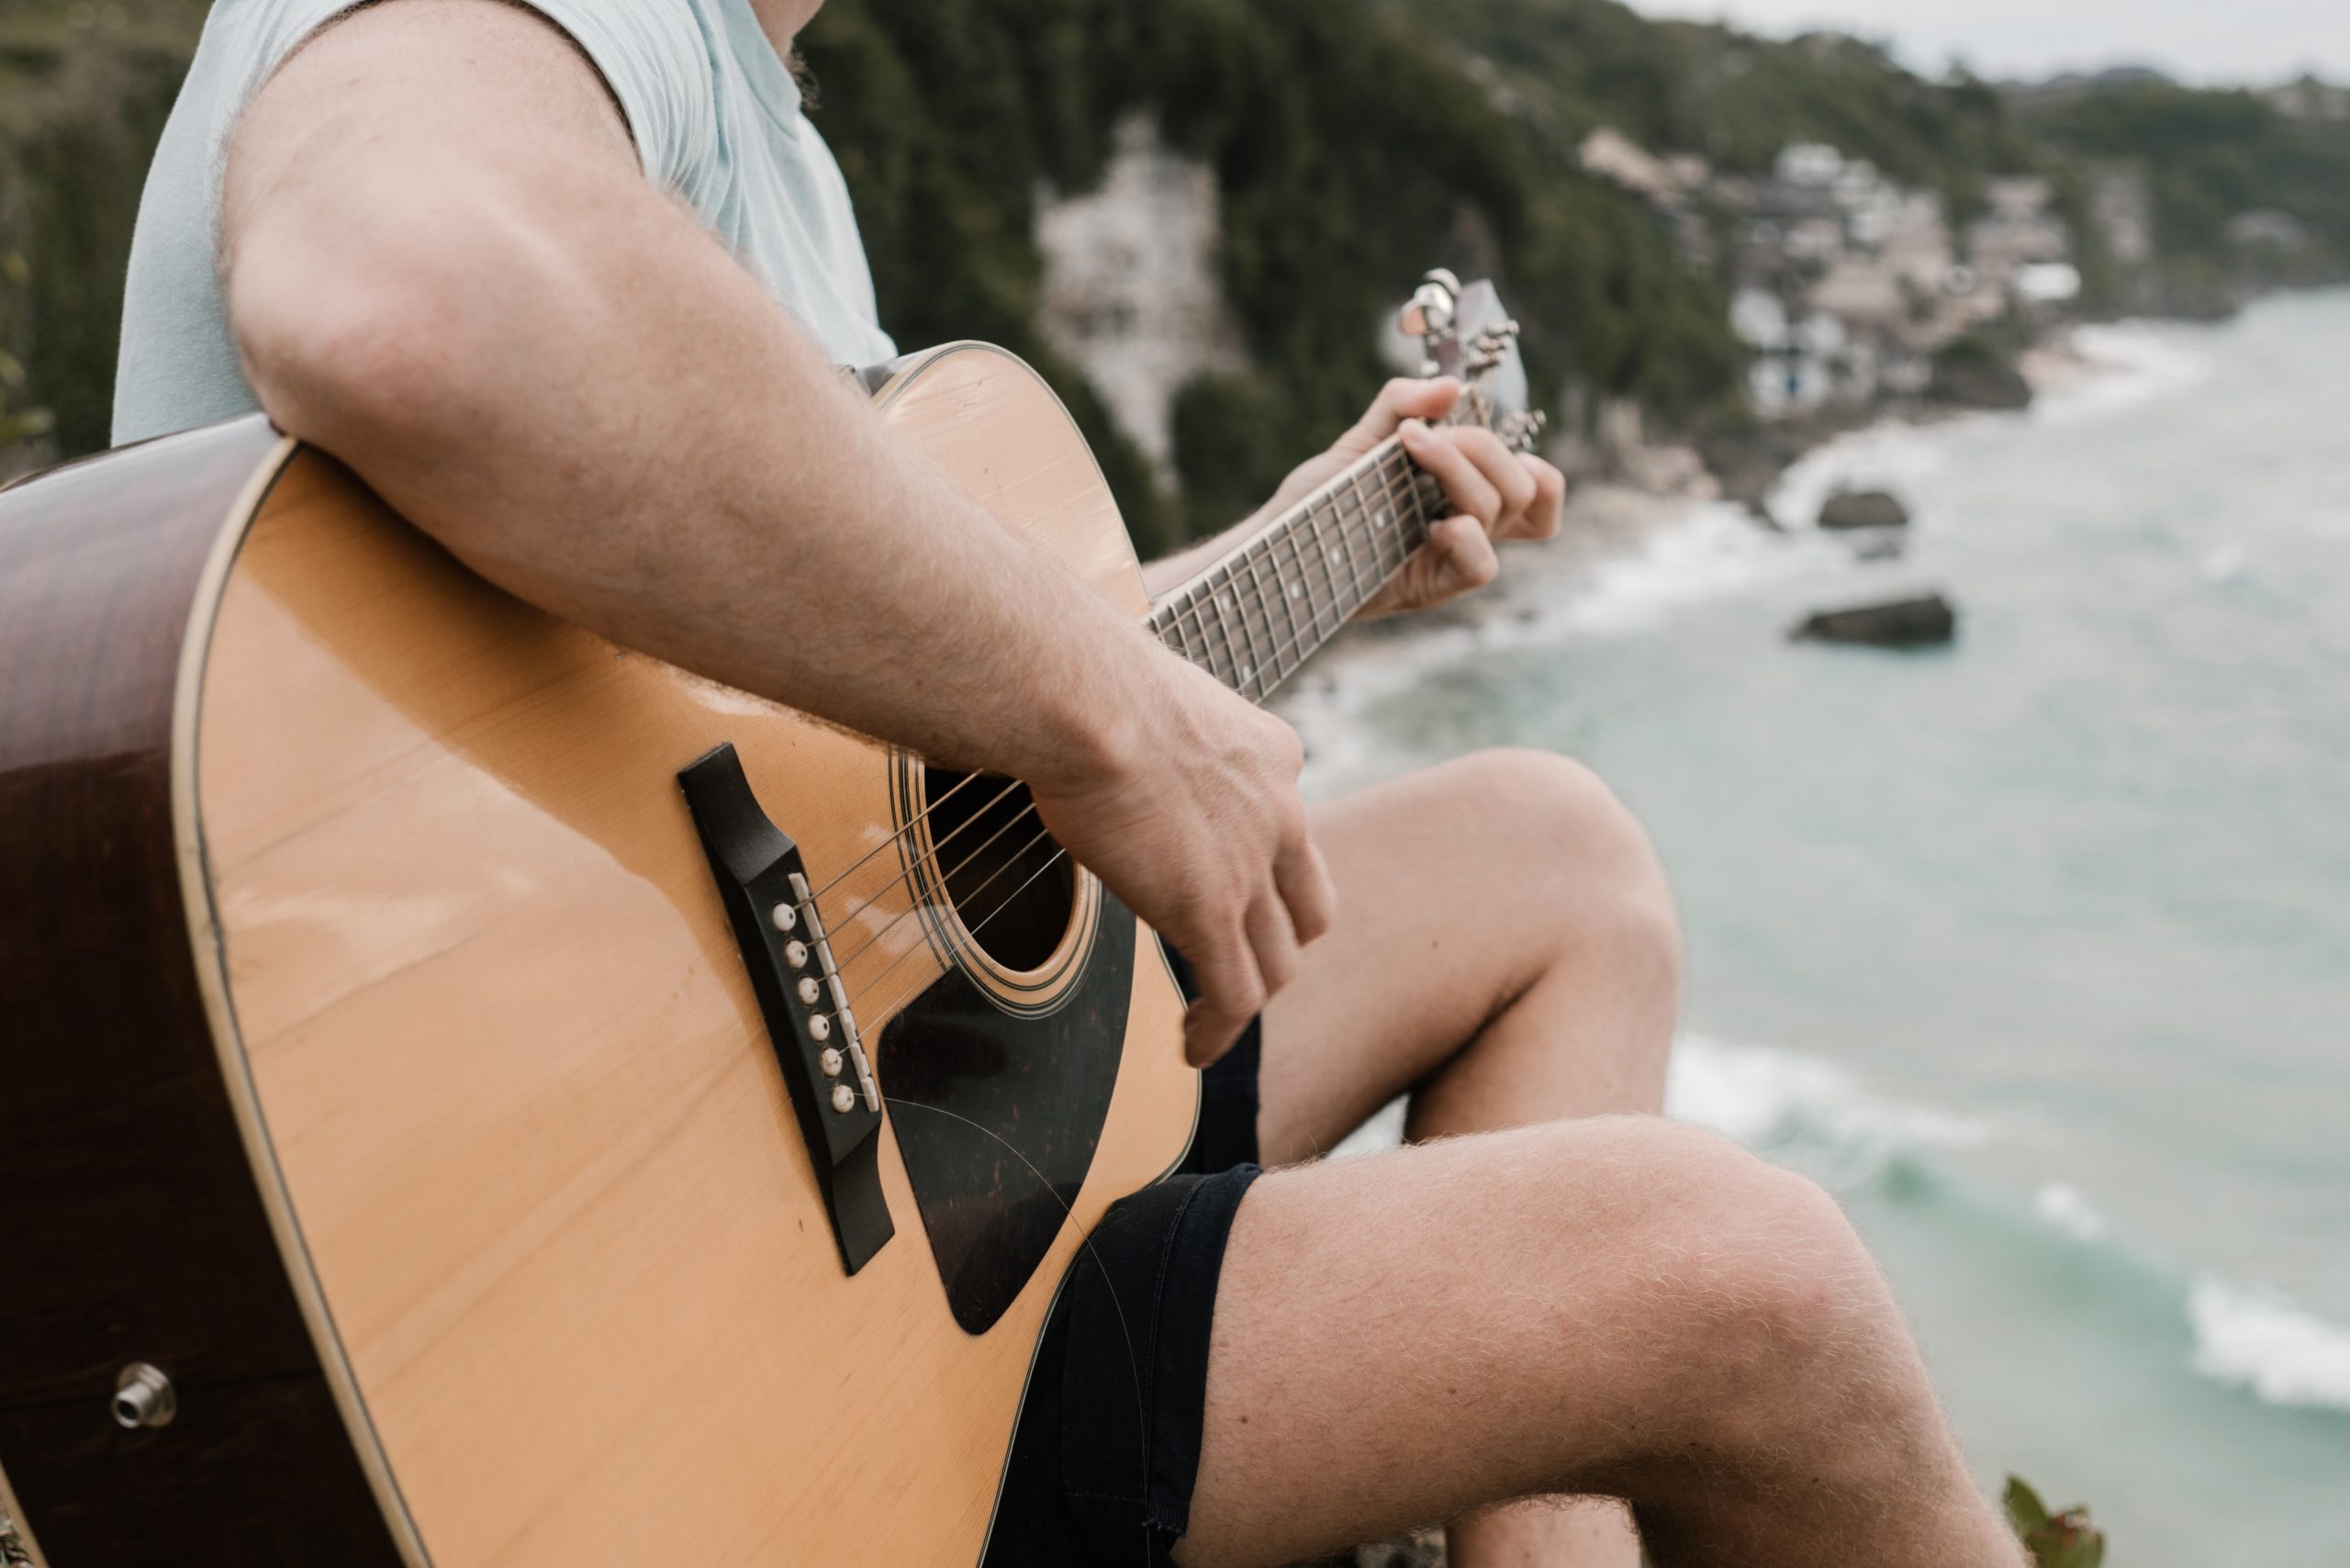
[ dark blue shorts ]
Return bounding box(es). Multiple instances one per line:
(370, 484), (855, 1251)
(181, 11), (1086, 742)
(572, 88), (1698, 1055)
(981, 997), (1263, 1568)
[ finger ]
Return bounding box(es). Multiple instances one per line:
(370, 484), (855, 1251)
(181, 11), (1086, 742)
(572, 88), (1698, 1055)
(1245, 889), (1302, 999)
(1398, 420), (1502, 526)
(1275, 829), (1338, 946)
(1454, 426), (1538, 532)
(1428, 512), (1500, 596)
(1181, 915), (1266, 1069)
(1524, 456), (1567, 540)
(1340, 376), (1463, 453)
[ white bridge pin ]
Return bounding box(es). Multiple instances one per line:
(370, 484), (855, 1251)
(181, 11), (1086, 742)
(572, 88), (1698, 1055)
(830, 1083), (856, 1114)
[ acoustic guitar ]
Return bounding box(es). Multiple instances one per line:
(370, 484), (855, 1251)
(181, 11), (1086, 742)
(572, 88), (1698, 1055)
(0, 272), (1535, 1566)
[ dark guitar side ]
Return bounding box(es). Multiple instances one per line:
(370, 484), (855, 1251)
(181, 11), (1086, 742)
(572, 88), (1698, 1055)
(0, 418), (404, 1566)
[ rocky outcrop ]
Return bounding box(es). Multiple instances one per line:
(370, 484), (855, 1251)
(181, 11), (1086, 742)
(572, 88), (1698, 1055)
(1789, 592), (1957, 646)
(1035, 115), (1248, 488)
(1818, 488), (1910, 530)
(1929, 339), (2034, 410)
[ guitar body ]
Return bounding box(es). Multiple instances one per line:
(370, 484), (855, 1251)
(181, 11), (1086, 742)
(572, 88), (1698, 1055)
(0, 343), (1197, 1566)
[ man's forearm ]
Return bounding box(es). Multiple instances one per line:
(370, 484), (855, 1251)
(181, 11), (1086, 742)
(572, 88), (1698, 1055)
(224, 4), (1156, 787)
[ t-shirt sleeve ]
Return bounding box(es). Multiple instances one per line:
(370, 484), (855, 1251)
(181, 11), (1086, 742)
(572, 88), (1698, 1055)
(217, 0), (721, 197)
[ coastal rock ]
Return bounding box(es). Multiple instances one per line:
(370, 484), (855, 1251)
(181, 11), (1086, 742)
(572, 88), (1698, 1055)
(1788, 593), (1957, 647)
(1818, 489), (1909, 530)
(1929, 348), (2033, 411)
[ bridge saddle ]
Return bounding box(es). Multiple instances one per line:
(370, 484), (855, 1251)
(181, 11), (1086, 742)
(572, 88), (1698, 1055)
(678, 744), (894, 1275)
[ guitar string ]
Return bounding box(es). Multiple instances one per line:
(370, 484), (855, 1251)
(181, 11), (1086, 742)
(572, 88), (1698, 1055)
(817, 438), (1423, 926)
(809, 442), (1431, 957)
(834, 456), (1440, 1022)
(800, 427), (1433, 906)
(814, 452), (1434, 988)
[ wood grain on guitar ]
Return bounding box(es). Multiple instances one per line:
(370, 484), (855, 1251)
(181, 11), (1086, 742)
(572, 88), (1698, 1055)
(0, 277), (1532, 1565)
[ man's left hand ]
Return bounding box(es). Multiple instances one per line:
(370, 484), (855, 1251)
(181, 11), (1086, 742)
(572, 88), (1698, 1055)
(1254, 376), (1566, 618)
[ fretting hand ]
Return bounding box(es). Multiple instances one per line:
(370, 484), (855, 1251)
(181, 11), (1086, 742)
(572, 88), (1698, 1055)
(1252, 376), (1566, 618)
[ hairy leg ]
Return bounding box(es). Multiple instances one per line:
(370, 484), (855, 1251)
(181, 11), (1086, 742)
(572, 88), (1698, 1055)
(1256, 748), (1680, 1562)
(1174, 1120), (2020, 1568)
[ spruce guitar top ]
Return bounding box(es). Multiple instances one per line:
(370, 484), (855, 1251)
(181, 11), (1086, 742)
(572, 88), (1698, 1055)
(0, 273), (1534, 1567)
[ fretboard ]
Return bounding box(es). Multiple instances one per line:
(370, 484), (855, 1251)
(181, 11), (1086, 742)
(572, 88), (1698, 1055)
(1146, 437), (1448, 704)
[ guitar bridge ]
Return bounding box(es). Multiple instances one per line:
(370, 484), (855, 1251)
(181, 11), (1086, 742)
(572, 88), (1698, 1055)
(678, 744), (893, 1274)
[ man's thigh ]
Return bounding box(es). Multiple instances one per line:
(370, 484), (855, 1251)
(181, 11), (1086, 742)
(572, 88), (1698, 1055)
(1257, 749), (1672, 1163)
(1170, 1116), (1845, 1567)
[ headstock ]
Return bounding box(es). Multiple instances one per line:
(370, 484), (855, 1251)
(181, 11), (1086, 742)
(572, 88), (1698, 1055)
(1399, 268), (1545, 453)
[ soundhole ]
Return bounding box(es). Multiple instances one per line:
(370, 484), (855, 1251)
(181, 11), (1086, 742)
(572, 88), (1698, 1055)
(920, 766), (1076, 973)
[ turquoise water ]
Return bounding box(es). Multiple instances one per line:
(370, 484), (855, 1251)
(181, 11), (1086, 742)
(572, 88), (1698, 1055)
(1285, 290), (2350, 1564)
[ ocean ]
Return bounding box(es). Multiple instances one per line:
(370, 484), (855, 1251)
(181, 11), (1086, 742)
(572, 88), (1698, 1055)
(1279, 288), (2350, 1564)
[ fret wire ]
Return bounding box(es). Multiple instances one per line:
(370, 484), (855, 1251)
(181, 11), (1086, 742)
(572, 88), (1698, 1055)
(1225, 542), (1271, 698)
(1373, 450), (1426, 575)
(1256, 526), (1311, 684)
(1330, 465), (1381, 604)
(1181, 583), (1236, 689)
(1153, 436), (1445, 696)
(1269, 505), (1344, 653)
(1188, 577), (1225, 690)
(1241, 535), (1299, 693)
(1156, 599), (1191, 664)
(1255, 533), (1301, 689)
(1297, 497), (1345, 620)
(1225, 559), (1271, 700)
(1364, 446), (1419, 579)
(1341, 449), (1418, 598)
(1308, 492), (1374, 618)
(1279, 510), (1339, 645)
(1209, 566), (1255, 698)
(1230, 545), (1281, 699)
(1349, 464), (1400, 582)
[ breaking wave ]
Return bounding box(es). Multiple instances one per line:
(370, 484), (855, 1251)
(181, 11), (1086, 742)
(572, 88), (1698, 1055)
(1669, 1031), (2350, 1417)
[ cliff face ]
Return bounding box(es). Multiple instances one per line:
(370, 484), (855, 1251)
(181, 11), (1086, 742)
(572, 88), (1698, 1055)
(1035, 116), (1248, 495)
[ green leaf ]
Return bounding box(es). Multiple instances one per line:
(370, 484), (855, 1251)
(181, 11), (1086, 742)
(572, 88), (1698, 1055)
(2004, 1476), (2051, 1534)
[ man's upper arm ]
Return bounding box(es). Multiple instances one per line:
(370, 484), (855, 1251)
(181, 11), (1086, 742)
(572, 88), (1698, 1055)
(227, 1), (641, 255)
(220, 0), (722, 425)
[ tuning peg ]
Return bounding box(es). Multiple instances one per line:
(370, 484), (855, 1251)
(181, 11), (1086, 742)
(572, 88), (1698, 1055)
(1399, 268), (1462, 341)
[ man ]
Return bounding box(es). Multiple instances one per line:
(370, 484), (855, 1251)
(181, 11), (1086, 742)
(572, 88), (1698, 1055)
(116, 2), (2022, 1564)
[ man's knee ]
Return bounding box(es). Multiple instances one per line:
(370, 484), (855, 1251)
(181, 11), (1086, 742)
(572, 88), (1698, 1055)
(1453, 747), (1681, 979)
(1617, 1124), (1919, 1450)
(1547, 1120), (1907, 1437)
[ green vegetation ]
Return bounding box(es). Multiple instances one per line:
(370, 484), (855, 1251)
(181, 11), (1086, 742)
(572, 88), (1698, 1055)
(2006, 1474), (2109, 1568)
(2014, 74), (2350, 303)
(1, 0), (2343, 561)
(0, 2), (205, 474)
(803, 0), (1744, 546)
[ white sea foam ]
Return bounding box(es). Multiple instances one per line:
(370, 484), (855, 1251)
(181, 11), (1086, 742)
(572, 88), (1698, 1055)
(2035, 323), (2216, 425)
(1666, 1032), (1991, 1186)
(1764, 423), (1953, 533)
(2188, 1277), (2350, 1412)
(2032, 1181), (2109, 1242)
(1556, 502), (1845, 637)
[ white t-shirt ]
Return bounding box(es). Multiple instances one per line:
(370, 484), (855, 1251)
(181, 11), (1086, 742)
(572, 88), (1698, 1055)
(113, 0), (897, 444)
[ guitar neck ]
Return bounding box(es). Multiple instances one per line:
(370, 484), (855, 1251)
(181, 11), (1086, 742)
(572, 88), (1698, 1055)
(1146, 435), (1449, 703)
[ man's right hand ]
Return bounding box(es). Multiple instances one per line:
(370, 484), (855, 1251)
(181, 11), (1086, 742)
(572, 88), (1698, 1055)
(1032, 652), (1336, 1068)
